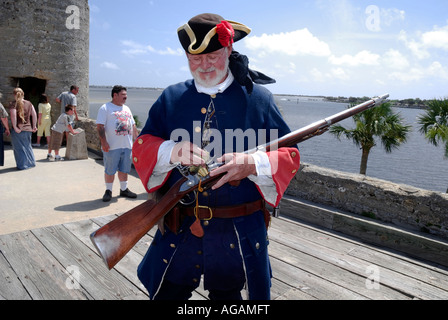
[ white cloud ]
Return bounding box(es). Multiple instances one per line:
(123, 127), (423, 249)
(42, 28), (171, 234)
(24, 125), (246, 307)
(399, 24), (448, 59)
(244, 28), (331, 57)
(388, 61), (448, 82)
(382, 49), (410, 70)
(421, 25), (448, 50)
(380, 8), (406, 27)
(329, 50), (380, 67)
(100, 61), (119, 70)
(121, 40), (183, 57)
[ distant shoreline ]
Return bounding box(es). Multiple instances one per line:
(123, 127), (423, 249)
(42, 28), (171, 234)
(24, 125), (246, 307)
(88, 85), (428, 110)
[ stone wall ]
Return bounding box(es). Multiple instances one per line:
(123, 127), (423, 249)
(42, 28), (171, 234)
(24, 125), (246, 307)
(286, 162), (448, 239)
(0, 0), (89, 121)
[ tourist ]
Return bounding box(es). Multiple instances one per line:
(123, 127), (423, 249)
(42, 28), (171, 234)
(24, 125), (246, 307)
(47, 105), (78, 161)
(132, 13), (300, 300)
(33, 94), (52, 147)
(9, 87), (37, 170)
(56, 85), (79, 129)
(96, 85), (139, 202)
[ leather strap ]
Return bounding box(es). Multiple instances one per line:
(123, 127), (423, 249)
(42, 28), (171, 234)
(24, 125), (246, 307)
(180, 199), (266, 220)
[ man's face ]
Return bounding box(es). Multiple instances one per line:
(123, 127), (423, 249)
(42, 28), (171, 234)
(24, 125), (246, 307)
(187, 47), (230, 87)
(113, 90), (127, 106)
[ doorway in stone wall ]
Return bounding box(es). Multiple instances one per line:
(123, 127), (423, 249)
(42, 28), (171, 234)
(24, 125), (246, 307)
(10, 77), (47, 143)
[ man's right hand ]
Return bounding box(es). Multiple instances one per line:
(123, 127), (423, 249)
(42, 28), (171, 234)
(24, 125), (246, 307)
(170, 141), (207, 166)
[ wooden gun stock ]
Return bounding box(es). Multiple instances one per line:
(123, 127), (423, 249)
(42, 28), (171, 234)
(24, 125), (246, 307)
(91, 94), (389, 269)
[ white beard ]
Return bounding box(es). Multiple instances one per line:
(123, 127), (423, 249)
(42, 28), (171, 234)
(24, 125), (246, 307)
(191, 57), (230, 88)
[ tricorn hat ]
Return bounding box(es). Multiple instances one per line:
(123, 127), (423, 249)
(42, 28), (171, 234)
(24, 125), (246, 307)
(177, 13), (251, 55)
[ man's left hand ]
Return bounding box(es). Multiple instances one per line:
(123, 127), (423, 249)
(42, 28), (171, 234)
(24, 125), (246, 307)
(209, 153), (256, 190)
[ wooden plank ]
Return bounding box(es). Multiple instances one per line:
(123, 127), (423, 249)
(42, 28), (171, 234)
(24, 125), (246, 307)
(31, 225), (148, 300)
(280, 196), (448, 268)
(270, 256), (368, 300)
(0, 250), (31, 300)
(272, 217), (448, 292)
(65, 217), (208, 300)
(0, 231), (90, 300)
(269, 218), (448, 300)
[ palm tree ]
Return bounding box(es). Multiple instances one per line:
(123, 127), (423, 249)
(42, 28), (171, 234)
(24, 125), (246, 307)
(418, 98), (448, 157)
(330, 102), (411, 175)
(418, 98), (448, 192)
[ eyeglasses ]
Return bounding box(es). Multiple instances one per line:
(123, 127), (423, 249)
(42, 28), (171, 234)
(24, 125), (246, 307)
(187, 49), (226, 65)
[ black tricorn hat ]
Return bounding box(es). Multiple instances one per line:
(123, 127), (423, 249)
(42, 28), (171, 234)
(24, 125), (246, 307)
(177, 13), (251, 55)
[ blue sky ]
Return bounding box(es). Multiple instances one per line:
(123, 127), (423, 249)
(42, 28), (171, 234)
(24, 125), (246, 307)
(89, 0), (448, 100)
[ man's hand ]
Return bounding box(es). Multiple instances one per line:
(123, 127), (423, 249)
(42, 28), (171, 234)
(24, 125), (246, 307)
(170, 141), (207, 166)
(209, 153), (256, 190)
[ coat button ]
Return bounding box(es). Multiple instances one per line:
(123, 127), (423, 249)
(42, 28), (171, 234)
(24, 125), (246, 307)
(201, 107), (207, 114)
(292, 169), (297, 174)
(163, 259), (168, 264)
(138, 139), (143, 144)
(170, 243), (176, 248)
(133, 157), (138, 163)
(291, 151), (297, 158)
(255, 243), (260, 250)
(230, 243), (235, 249)
(203, 220), (209, 226)
(195, 126), (201, 133)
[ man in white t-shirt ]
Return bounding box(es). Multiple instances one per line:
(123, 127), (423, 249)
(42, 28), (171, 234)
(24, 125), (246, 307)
(96, 85), (139, 202)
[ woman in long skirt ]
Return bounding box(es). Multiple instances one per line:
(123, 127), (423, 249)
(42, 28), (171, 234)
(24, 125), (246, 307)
(9, 88), (37, 170)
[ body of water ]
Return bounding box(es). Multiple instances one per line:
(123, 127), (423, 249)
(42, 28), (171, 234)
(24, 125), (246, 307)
(89, 87), (447, 193)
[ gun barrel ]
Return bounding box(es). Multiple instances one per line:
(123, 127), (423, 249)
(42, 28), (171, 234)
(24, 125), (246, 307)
(253, 93), (389, 153)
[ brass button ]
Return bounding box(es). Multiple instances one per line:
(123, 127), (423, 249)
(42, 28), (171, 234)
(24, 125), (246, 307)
(201, 108), (207, 114)
(197, 250), (203, 255)
(230, 243), (235, 249)
(203, 220), (209, 226)
(195, 264), (201, 269)
(211, 94), (216, 99)
(138, 139), (143, 144)
(255, 243), (260, 250)
(133, 157), (138, 163)
(292, 169), (297, 174)
(291, 151), (297, 158)
(163, 259), (168, 264)
(193, 278), (199, 283)
(170, 243), (176, 248)
(195, 126), (201, 133)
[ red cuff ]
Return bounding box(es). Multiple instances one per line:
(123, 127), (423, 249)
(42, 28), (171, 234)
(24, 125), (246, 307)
(265, 147), (300, 207)
(132, 134), (169, 193)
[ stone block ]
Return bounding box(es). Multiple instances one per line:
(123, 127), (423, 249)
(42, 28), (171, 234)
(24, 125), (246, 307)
(66, 128), (88, 160)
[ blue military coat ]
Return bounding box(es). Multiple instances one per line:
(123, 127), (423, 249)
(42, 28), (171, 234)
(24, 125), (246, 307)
(133, 79), (300, 300)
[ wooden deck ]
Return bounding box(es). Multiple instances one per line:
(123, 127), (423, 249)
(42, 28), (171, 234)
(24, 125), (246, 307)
(1, 213), (448, 300)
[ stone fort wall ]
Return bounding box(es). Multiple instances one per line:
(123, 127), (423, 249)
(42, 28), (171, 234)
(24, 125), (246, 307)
(0, 0), (89, 121)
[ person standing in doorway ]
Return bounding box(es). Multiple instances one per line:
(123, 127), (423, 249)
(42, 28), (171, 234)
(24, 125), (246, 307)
(96, 85), (139, 202)
(34, 94), (52, 147)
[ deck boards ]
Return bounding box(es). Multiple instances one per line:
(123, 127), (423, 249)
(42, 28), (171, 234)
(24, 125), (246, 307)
(1, 214), (447, 300)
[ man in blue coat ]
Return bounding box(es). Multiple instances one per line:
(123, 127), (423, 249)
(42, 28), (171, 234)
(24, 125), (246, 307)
(132, 13), (300, 300)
